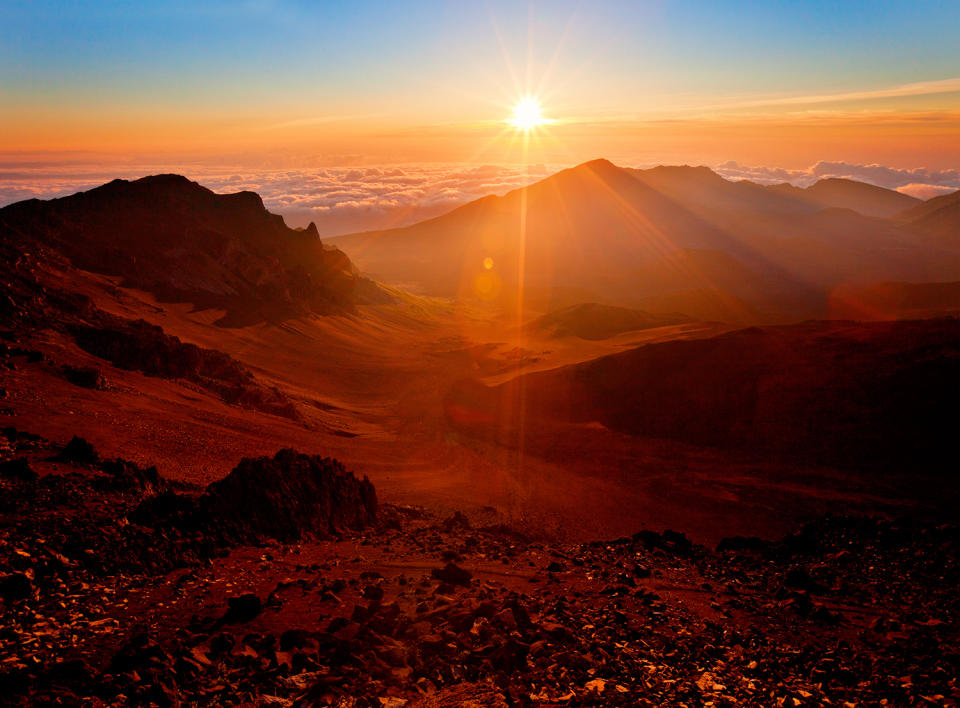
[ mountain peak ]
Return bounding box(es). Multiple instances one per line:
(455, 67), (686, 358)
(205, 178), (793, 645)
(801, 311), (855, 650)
(802, 177), (919, 217)
(641, 164), (725, 184)
(578, 157), (616, 168)
(570, 158), (622, 176)
(97, 173), (201, 192)
(0, 177), (388, 324)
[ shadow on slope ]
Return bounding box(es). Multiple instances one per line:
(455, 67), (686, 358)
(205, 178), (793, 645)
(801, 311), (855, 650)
(446, 318), (960, 472)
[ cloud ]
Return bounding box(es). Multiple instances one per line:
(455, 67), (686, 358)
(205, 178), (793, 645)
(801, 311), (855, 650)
(714, 160), (960, 197)
(808, 161), (960, 190)
(700, 77), (960, 113)
(713, 161), (811, 185)
(3, 159), (957, 237)
(0, 162), (550, 236)
(765, 77), (960, 107)
(895, 183), (959, 200)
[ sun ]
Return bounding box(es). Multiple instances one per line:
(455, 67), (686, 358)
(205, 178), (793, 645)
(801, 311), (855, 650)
(508, 96), (548, 131)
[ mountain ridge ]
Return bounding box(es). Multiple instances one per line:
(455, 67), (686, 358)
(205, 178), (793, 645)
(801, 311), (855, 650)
(0, 174), (391, 326)
(331, 159), (958, 323)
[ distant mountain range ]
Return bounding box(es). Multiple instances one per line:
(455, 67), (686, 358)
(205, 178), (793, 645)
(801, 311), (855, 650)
(331, 159), (960, 323)
(898, 188), (960, 244)
(2, 163), (957, 329)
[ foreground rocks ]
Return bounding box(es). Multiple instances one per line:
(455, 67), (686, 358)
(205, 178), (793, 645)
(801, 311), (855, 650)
(203, 450), (378, 543)
(0, 429), (957, 706)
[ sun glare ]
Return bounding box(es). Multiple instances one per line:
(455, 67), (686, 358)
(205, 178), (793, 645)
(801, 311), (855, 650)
(508, 96), (547, 131)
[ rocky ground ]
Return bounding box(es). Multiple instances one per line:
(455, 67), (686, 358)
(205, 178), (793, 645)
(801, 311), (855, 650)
(1, 427), (958, 707)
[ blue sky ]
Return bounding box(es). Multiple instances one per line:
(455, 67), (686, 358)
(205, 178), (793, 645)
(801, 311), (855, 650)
(2, 1), (959, 166)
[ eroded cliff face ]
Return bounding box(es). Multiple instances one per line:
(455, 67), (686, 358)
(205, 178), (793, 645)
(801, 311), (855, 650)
(0, 174), (391, 326)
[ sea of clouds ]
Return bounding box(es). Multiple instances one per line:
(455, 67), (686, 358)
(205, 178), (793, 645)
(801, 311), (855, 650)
(713, 160), (960, 201)
(0, 163), (551, 236)
(1, 159), (956, 236)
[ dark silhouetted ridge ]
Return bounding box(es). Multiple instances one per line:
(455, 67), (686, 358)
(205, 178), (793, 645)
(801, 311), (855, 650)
(0, 175), (391, 325)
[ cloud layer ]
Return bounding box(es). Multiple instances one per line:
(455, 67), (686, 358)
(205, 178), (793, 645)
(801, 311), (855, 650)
(2, 159), (957, 236)
(0, 163), (550, 236)
(713, 160), (960, 199)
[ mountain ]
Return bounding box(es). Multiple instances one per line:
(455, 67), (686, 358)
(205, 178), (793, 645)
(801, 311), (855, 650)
(331, 160), (812, 321)
(830, 280), (960, 319)
(898, 189), (960, 244)
(332, 160), (957, 323)
(627, 166), (919, 218)
(447, 318), (960, 471)
(3, 171), (960, 708)
(781, 177), (919, 217)
(528, 302), (689, 340)
(0, 174), (390, 326)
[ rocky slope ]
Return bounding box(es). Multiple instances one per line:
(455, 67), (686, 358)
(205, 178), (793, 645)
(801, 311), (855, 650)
(0, 242), (303, 421)
(1, 428), (957, 706)
(0, 174), (391, 326)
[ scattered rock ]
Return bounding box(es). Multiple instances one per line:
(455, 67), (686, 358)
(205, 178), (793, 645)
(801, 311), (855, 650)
(440, 511), (471, 532)
(222, 593), (263, 624)
(0, 429), (957, 706)
(430, 563), (472, 587)
(52, 436), (98, 464)
(202, 449), (378, 542)
(0, 573), (33, 601)
(0, 457), (36, 483)
(61, 364), (107, 390)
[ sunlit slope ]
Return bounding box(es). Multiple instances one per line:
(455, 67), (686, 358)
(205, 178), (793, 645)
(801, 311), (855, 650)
(333, 160), (960, 323)
(527, 302), (690, 340)
(899, 189), (960, 245)
(628, 166), (920, 218)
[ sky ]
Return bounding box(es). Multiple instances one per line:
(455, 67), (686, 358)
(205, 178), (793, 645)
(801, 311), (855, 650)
(2, 0), (960, 232)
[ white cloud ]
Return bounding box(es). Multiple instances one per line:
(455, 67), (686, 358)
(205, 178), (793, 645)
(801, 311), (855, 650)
(0, 162), (547, 236)
(896, 183), (959, 200)
(3, 159), (957, 237)
(714, 160), (960, 198)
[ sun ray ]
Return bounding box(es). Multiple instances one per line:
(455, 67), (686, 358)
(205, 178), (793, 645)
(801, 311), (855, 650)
(508, 95), (548, 131)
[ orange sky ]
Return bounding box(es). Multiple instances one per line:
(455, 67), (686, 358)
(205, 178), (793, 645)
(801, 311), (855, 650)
(4, 109), (960, 171)
(3, 2), (960, 170)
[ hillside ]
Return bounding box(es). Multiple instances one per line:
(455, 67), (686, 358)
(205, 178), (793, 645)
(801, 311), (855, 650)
(829, 280), (960, 319)
(629, 167), (919, 218)
(447, 318), (960, 471)
(3, 429), (957, 706)
(793, 177), (919, 217)
(528, 302), (690, 340)
(333, 160), (960, 324)
(0, 175), (390, 326)
(899, 189), (960, 244)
